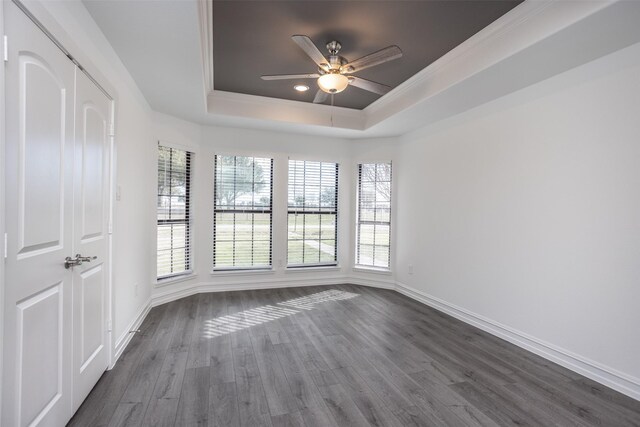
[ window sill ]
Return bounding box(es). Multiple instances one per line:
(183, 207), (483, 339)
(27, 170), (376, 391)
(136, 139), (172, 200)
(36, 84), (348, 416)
(285, 265), (341, 273)
(156, 272), (198, 287)
(210, 268), (275, 277)
(353, 266), (392, 275)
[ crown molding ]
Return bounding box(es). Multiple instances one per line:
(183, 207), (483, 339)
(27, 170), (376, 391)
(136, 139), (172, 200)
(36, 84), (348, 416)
(207, 90), (366, 131)
(197, 0), (214, 96)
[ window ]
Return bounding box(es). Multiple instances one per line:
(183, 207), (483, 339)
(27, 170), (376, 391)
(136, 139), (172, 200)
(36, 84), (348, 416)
(157, 145), (193, 279)
(213, 155), (273, 269)
(356, 162), (392, 269)
(287, 160), (339, 267)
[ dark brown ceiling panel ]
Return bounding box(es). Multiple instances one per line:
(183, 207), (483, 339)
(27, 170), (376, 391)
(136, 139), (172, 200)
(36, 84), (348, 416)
(213, 0), (523, 110)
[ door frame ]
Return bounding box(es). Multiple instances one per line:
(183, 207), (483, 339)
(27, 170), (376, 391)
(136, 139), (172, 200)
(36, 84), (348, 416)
(3, 0), (119, 371)
(0, 0), (6, 421)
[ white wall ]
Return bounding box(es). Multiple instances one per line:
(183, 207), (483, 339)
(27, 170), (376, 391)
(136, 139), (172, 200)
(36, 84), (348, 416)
(393, 41), (640, 397)
(151, 113), (383, 303)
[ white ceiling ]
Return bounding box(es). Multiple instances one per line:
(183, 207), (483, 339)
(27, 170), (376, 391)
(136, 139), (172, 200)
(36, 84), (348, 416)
(83, 0), (208, 122)
(83, 0), (640, 139)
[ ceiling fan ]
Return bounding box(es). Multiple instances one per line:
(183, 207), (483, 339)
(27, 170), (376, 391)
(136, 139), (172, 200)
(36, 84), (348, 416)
(261, 35), (402, 104)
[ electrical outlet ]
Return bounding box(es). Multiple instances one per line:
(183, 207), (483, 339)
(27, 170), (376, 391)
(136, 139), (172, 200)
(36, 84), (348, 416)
(408, 264), (414, 275)
(116, 185), (122, 201)
(134, 283), (139, 296)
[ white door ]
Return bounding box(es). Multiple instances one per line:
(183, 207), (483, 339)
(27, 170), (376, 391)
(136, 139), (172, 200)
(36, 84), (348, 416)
(3, 3), (114, 424)
(3, 2), (75, 426)
(71, 69), (112, 411)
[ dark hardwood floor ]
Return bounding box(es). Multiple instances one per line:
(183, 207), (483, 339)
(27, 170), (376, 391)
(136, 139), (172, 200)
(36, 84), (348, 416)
(68, 284), (640, 426)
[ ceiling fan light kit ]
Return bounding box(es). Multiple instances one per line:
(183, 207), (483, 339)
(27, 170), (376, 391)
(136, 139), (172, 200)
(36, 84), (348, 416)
(318, 73), (349, 94)
(261, 35), (402, 104)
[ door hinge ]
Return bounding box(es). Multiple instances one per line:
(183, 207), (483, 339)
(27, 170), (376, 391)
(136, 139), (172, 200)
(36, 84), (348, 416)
(3, 36), (8, 62)
(108, 121), (115, 137)
(108, 221), (113, 235)
(107, 319), (112, 332)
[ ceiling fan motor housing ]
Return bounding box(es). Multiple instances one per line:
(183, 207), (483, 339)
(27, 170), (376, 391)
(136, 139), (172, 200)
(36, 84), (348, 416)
(326, 40), (341, 54)
(328, 55), (346, 71)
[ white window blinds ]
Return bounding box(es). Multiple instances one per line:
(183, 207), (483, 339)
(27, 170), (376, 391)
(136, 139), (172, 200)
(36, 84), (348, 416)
(214, 155), (273, 269)
(157, 145), (193, 279)
(356, 162), (392, 269)
(287, 160), (339, 267)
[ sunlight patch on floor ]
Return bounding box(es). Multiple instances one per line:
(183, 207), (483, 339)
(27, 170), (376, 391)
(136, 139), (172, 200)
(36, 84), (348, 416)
(202, 289), (358, 338)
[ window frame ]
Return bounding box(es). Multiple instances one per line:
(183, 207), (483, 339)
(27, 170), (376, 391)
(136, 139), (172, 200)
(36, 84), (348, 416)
(287, 159), (339, 268)
(355, 162), (392, 271)
(156, 144), (194, 281)
(212, 154), (274, 271)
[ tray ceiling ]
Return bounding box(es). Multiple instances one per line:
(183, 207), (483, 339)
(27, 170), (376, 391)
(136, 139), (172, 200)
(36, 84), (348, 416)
(213, 0), (522, 110)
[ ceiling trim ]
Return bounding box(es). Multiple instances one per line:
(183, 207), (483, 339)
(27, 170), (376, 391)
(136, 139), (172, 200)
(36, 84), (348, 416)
(208, 90), (365, 130)
(200, 0), (627, 135)
(198, 0), (214, 95)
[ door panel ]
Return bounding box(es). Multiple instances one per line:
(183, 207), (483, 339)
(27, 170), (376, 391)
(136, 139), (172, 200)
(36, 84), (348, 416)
(79, 265), (104, 370)
(80, 105), (106, 240)
(72, 69), (112, 411)
(19, 56), (66, 256)
(16, 285), (63, 427)
(3, 3), (75, 425)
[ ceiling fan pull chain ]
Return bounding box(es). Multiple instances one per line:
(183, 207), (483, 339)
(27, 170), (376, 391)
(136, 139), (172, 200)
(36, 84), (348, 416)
(331, 94), (334, 127)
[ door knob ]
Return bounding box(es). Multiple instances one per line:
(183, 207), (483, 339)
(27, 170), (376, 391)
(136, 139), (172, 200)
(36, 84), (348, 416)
(76, 254), (97, 263)
(64, 254), (97, 269)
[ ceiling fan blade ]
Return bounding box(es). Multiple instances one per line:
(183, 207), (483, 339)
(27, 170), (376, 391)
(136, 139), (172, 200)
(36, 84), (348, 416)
(349, 76), (392, 95)
(313, 89), (328, 104)
(261, 73), (320, 80)
(343, 45), (402, 73)
(292, 35), (328, 68)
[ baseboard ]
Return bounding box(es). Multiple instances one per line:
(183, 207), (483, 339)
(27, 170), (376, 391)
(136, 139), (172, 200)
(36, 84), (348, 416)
(151, 276), (357, 307)
(110, 298), (151, 369)
(395, 281), (640, 401)
(347, 275), (396, 290)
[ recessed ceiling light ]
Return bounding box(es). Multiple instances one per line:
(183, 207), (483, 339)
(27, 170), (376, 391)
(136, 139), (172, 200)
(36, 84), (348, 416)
(293, 84), (309, 92)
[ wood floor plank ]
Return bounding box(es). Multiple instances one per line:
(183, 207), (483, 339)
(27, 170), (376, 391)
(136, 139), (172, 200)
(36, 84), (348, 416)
(70, 285), (640, 427)
(152, 350), (188, 400)
(450, 380), (544, 426)
(120, 349), (166, 404)
(232, 344), (271, 426)
(107, 402), (145, 427)
(297, 403), (339, 427)
(390, 405), (446, 427)
(142, 398), (179, 427)
(169, 296), (197, 352)
(209, 381), (240, 427)
(250, 334), (299, 416)
(274, 342), (324, 410)
(175, 366), (210, 426)
(318, 383), (371, 427)
(270, 411), (306, 427)
(186, 293), (213, 369)
(332, 366), (405, 427)
(208, 292), (236, 385)
(226, 291), (253, 349)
